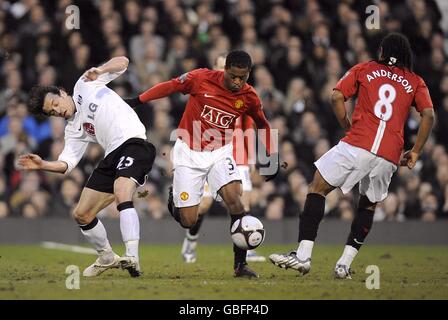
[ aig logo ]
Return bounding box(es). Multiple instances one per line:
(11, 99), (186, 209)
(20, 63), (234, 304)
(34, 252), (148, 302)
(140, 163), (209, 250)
(201, 105), (236, 129)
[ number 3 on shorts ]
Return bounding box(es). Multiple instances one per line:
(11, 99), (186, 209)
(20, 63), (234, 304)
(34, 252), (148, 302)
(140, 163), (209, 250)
(226, 157), (235, 174)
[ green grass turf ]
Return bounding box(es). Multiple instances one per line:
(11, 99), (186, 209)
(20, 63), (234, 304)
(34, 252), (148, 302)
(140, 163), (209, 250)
(0, 244), (447, 300)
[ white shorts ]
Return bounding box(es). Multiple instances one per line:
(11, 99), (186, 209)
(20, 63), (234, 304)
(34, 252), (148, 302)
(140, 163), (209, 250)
(172, 139), (241, 207)
(202, 166), (251, 198)
(202, 181), (212, 198)
(314, 141), (397, 203)
(237, 165), (252, 192)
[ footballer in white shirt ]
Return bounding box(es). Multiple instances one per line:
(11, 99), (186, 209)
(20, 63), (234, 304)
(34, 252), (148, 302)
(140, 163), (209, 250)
(19, 56), (156, 278)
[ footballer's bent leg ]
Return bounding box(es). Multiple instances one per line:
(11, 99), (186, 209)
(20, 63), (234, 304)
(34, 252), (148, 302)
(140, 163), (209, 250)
(73, 188), (120, 277)
(181, 193), (212, 263)
(240, 190), (266, 262)
(219, 181), (258, 278)
(179, 206), (200, 228)
(335, 196), (376, 279)
(114, 177), (142, 277)
(270, 170), (334, 274)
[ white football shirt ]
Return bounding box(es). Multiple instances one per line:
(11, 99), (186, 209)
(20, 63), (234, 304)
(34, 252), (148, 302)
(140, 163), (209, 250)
(58, 69), (147, 173)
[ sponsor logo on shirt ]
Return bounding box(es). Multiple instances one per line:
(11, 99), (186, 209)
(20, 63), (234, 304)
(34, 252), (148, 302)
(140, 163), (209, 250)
(200, 105), (236, 129)
(83, 123), (96, 136)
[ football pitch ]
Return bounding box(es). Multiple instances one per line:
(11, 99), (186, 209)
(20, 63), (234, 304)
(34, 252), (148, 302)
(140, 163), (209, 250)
(0, 244), (447, 300)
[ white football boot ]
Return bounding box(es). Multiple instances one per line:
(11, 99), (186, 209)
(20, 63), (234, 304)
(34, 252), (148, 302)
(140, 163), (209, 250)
(269, 251), (311, 275)
(83, 252), (121, 277)
(181, 238), (197, 263)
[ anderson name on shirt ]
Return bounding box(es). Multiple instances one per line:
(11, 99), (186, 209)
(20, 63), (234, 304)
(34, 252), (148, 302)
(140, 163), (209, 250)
(366, 69), (414, 93)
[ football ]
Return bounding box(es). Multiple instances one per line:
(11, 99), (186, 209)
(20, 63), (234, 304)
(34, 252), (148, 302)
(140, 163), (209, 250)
(230, 215), (265, 250)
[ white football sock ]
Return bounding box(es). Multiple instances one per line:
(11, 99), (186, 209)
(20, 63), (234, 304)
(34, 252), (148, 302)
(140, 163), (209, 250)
(296, 240), (314, 261)
(80, 219), (114, 263)
(336, 245), (358, 267)
(119, 208), (140, 259)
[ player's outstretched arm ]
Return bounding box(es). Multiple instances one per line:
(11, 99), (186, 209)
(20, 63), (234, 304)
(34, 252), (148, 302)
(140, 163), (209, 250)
(83, 56), (129, 82)
(400, 108), (435, 169)
(125, 69), (201, 107)
(331, 89), (351, 131)
(17, 154), (68, 174)
(124, 80), (183, 108)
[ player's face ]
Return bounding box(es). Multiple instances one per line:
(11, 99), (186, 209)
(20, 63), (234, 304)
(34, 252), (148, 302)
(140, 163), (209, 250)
(224, 66), (250, 92)
(42, 91), (76, 119)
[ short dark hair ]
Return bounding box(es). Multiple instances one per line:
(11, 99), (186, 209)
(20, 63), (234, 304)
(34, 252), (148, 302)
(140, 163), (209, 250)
(27, 85), (60, 116)
(378, 32), (413, 71)
(225, 50), (252, 70)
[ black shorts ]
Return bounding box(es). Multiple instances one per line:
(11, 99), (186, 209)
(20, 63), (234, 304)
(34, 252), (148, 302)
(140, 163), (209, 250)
(86, 138), (156, 194)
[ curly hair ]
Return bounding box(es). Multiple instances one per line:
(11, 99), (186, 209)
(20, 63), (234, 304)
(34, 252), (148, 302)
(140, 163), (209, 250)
(378, 32), (413, 71)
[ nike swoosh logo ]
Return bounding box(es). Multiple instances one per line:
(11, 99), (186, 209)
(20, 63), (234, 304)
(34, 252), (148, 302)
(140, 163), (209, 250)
(78, 125), (82, 131)
(204, 93), (215, 98)
(353, 238), (364, 245)
(229, 172), (235, 175)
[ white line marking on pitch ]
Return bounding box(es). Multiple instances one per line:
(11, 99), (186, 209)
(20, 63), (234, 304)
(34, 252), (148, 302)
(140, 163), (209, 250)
(41, 241), (97, 255)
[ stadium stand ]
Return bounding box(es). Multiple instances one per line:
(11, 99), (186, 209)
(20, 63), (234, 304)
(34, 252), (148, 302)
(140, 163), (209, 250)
(0, 0), (446, 222)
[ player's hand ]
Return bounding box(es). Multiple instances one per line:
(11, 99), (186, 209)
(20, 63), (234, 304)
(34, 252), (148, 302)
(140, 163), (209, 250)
(124, 97), (143, 109)
(82, 67), (103, 81)
(17, 154), (43, 170)
(399, 150), (419, 169)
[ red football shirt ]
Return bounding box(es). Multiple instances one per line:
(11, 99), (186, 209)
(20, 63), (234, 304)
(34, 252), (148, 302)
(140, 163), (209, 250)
(334, 61), (433, 164)
(139, 68), (273, 153)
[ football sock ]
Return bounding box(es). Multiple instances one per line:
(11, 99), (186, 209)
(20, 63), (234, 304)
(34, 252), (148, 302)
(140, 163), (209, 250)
(296, 240), (314, 261)
(187, 214), (204, 239)
(336, 245), (358, 268)
(118, 201), (140, 260)
(231, 212), (247, 268)
(346, 207), (374, 250)
(298, 193), (326, 242)
(79, 217), (114, 263)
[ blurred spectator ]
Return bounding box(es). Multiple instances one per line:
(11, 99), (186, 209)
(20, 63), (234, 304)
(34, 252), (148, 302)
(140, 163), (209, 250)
(49, 177), (81, 217)
(0, 0), (446, 221)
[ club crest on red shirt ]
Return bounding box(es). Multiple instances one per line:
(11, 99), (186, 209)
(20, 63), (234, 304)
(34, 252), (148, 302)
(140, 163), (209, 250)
(83, 123), (96, 136)
(234, 99), (244, 109)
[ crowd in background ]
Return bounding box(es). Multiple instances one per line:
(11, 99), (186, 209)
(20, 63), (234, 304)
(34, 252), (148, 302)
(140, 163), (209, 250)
(0, 0), (447, 222)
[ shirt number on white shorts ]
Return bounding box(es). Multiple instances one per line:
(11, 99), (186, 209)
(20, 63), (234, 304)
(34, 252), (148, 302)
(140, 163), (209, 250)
(117, 156), (134, 170)
(226, 157), (235, 174)
(371, 84), (396, 154)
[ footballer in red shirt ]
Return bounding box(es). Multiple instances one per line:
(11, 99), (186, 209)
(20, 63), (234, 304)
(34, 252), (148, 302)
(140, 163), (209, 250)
(270, 33), (435, 279)
(126, 51), (278, 278)
(178, 54), (265, 264)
